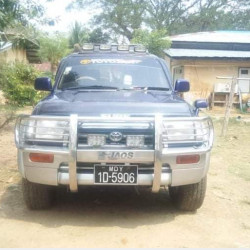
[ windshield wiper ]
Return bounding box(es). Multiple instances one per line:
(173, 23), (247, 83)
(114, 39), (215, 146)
(145, 87), (170, 91)
(120, 86), (170, 91)
(61, 85), (118, 90)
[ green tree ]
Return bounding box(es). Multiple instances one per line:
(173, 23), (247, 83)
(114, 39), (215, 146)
(131, 29), (171, 57)
(68, 22), (111, 48)
(175, 0), (250, 34)
(0, 0), (54, 51)
(38, 33), (69, 73)
(69, 21), (89, 48)
(0, 0), (45, 31)
(144, 0), (199, 34)
(68, 0), (250, 39)
(68, 0), (145, 41)
(88, 28), (110, 44)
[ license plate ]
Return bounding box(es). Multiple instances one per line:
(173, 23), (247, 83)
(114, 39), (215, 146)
(94, 164), (138, 184)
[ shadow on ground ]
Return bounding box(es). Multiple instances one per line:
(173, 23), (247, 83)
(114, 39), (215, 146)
(0, 182), (194, 229)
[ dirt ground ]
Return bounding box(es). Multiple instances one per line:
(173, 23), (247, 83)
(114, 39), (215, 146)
(0, 107), (250, 248)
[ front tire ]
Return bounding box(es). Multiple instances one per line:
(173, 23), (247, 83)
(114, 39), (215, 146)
(22, 178), (54, 210)
(169, 176), (207, 211)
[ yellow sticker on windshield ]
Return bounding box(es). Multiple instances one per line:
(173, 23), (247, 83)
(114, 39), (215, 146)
(80, 58), (141, 65)
(80, 59), (91, 65)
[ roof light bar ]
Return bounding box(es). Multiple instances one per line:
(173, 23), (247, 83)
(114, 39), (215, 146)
(80, 43), (147, 53)
(117, 45), (129, 51)
(100, 44), (111, 50)
(135, 44), (146, 52)
(82, 43), (94, 50)
(129, 45), (135, 52)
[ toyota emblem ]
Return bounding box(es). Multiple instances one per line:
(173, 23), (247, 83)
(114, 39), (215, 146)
(109, 131), (123, 142)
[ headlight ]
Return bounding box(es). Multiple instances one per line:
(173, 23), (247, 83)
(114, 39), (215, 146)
(162, 120), (210, 148)
(34, 120), (69, 140)
(21, 119), (69, 145)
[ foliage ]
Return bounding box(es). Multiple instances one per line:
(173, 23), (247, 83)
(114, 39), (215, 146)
(68, 0), (250, 40)
(68, 0), (145, 41)
(69, 21), (89, 48)
(88, 28), (110, 44)
(131, 29), (171, 57)
(0, 63), (45, 106)
(68, 22), (111, 48)
(1, 24), (40, 49)
(0, 0), (54, 53)
(144, 0), (199, 34)
(0, 104), (17, 130)
(173, 0), (250, 34)
(38, 33), (70, 72)
(0, 0), (45, 31)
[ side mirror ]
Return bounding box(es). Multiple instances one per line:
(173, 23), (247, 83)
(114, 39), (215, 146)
(194, 99), (208, 109)
(174, 79), (190, 92)
(194, 99), (208, 115)
(35, 77), (52, 91)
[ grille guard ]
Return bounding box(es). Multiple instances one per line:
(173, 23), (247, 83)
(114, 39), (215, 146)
(15, 114), (214, 192)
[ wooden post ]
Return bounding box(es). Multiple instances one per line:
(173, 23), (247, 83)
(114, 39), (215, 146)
(211, 91), (215, 109)
(221, 77), (237, 137)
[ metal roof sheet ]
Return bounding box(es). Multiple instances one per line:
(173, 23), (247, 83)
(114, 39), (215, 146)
(169, 31), (250, 44)
(164, 48), (250, 59)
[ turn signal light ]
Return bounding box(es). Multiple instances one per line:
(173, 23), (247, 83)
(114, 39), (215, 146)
(176, 155), (200, 164)
(29, 153), (54, 163)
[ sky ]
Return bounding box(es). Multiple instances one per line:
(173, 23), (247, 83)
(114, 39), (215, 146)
(38, 0), (93, 33)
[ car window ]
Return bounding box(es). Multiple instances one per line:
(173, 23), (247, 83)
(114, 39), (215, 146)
(57, 57), (170, 89)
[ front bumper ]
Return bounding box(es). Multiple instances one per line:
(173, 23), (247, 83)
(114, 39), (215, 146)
(18, 147), (211, 190)
(16, 115), (213, 192)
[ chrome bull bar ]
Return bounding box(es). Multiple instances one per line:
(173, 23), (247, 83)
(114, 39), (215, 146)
(69, 114), (78, 192)
(15, 114), (213, 192)
(152, 114), (163, 193)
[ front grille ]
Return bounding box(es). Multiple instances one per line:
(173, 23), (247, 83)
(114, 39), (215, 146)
(77, 124), (154, 149)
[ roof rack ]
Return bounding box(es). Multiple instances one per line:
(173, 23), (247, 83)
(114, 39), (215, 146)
(74, 43), (148, 53)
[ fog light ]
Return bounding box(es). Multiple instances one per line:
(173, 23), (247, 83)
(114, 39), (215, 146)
(29, 153), (54, 163)
(176, 155), (200, 164)
(126, 135), (144, 147)
(88, 134), (105, 146)
(82, 43), (94, 50)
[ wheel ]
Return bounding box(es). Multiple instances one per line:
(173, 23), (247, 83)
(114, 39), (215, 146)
(22, 178), (54, 210)
(169, 176), (207, 211)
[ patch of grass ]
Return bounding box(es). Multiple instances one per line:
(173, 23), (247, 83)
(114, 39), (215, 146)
(229, 163), (250, 182)
(213, 121), (250, 182)
(211, 186), (222, 190)
(0, 104), (19, 112)
(242, 223), (250, 230)
(240, 200), (250, 206)
(0, 104), (19, 130)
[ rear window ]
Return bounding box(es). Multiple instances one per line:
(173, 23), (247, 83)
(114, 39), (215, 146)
(57, 56), (170, 89)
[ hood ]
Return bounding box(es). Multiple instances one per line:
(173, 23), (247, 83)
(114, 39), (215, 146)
(33, 90), (193, 117)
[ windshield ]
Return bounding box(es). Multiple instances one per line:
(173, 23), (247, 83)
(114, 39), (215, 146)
(57, 57), (170, 90)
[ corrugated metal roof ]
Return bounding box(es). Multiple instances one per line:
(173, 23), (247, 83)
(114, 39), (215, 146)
(169, 31), (250, 44)
(0, 42), (12, 52)
(164, 48), (250, 59)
